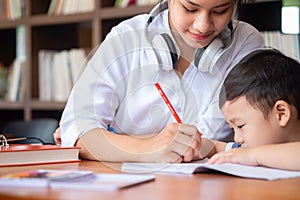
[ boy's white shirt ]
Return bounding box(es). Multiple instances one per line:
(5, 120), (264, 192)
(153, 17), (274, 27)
(60, 9), (264, 147)
(225, 142), (238, 151)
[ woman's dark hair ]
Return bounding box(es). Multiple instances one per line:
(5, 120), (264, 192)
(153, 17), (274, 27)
(220, 48), (300, 119)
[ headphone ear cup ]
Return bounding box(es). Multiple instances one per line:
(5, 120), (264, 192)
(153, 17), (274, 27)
(196, 38), (225, 73)
(152, 33), (178, 70)
(160, 33), (178, 68)
(196, 24), (233, 73)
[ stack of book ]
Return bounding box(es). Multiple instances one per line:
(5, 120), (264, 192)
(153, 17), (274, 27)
(38, 48), (87, 102)
(114, 0), (158, 8)
(47, 0), (95, 15)
(0, 0), (26, 20)
(5, 58), (25, 102)
(0, 25), (26, 102)
(261, 31), (300, 62)
(0, 143), (80, 167)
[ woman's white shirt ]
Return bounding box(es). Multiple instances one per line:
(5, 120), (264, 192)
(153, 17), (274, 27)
(60, 9), (264, 147)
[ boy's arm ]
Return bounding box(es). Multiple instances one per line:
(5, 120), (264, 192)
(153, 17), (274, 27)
(254, 142), (300, 170)
(207, 142), (300, 171)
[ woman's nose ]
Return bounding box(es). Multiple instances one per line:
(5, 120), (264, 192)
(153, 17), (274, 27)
(193, 12), (213, 33)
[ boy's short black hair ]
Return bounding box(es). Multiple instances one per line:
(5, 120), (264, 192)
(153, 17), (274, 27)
(220, 48), (300, 119)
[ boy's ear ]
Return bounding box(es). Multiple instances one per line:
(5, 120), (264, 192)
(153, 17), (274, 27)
(273, 100), (291, 127)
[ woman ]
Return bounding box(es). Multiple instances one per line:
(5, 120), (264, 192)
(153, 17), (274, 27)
(57, 0), (264, 163)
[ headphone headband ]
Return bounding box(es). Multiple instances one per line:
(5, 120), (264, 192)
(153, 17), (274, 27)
(147, 0), (168, 26)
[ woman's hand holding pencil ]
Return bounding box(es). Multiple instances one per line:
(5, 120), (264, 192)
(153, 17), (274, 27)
(153, 82), (202, 162)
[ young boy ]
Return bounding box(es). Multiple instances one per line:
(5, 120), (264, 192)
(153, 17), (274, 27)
(205, 48), (300, 171)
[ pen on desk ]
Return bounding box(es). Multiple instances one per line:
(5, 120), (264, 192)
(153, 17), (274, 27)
(154, 82), (182, 123)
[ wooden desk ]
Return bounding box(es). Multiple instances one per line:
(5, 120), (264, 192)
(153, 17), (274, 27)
(0, 160), (300, 200)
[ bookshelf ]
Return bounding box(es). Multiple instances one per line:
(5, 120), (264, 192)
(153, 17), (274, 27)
(238, 0), (282, 31)
(0, 0), (155, 129)
(238, 0), (300, 62)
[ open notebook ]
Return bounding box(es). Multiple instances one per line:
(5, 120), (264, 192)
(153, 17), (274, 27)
(121, 159), (300, 181)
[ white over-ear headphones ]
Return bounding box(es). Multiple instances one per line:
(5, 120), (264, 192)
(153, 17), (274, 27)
(146, 0), (233, 73)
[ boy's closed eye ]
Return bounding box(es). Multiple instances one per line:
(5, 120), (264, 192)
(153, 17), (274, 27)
(226, 122), (245, 130)
(237, 124), (245, 129)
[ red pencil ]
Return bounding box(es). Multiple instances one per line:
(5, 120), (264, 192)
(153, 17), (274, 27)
(154, 82), (182, 123)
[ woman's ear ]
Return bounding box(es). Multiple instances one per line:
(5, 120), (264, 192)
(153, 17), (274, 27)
(273, 100), (291, 127)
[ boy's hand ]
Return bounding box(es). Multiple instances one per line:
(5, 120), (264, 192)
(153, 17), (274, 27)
(207, 148), (259, 166)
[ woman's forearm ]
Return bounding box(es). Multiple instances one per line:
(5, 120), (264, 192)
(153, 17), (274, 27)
(76, 128), (159, 162)
(76, 123), (203, 163)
